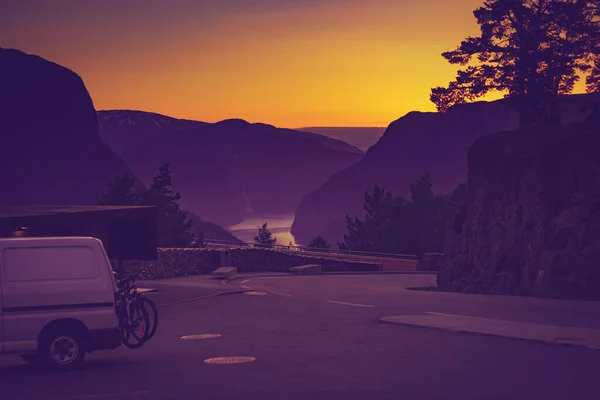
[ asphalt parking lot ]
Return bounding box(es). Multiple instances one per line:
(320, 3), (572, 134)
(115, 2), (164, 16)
(1, 274), (600, 400)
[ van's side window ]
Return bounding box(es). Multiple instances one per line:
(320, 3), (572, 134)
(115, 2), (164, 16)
(2, 246), (100, 282)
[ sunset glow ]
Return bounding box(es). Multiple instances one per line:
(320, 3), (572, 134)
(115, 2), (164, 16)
(0, 0), (584, 127)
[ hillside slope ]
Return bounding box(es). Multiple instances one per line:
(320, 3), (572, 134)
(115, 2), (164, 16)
(291, 95), (600, 245)
(98, 110), (364, 226)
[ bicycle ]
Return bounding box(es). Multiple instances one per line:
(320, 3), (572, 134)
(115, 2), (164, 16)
(115, 275), (158, 348)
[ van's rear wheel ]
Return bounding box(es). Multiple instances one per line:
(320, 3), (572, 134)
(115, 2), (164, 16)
(39, 329), (86, 370)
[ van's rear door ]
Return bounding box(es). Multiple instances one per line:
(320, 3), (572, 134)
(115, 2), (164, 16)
(0, 254), (3, 353)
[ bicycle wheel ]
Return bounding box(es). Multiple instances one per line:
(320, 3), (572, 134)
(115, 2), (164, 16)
(139, 297), (158, 340)
(121, 302), (150, 349)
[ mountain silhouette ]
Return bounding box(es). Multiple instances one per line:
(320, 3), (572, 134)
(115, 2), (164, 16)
(291, 94), (600, 245)
(0, 48), (136, 205)
(0, 49), (242, 243)
(98, 110), (364, 227)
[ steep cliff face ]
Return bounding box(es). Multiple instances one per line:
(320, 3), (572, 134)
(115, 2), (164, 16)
(438, 109), (600, 300)
(291, 95), (600, 245)
(0, 48), (134, 205)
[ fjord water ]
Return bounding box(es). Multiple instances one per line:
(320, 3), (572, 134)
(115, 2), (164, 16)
(226, 213), (297, 245)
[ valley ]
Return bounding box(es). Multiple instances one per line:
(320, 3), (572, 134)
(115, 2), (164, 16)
(225, 213), (297, 245)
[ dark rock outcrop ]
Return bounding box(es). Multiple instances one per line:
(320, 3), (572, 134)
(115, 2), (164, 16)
(438, 110), (600, 300)
(0, 48), (135, 205)
(98, 110), (364, 226)
(291, 95), (600, 245)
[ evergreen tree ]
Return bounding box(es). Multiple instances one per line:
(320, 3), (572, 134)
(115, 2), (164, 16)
(192, 231), (207, 248)
(99, 172), (139, 206)
(404, 173), (448, 256)
(431, 0), (600, 127)
(308, 235), (331, 250)
(340, 186), (400, 252)
(254, 223), (277, 247)
(339, 215), (372, 251)
(138, 163), (195, 247)
(587, 56), (600, 93)
(340, 175), (452, 257)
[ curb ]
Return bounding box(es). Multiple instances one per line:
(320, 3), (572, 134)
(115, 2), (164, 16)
(379, 316), (600, 351)
(324, 271), (437, 276)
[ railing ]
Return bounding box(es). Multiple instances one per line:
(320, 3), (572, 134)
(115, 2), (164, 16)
(203, 238), (418, 260)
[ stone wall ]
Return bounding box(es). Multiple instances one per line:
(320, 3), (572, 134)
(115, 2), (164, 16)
(124, 248), (381, 280)
(438, 110), (600, 300)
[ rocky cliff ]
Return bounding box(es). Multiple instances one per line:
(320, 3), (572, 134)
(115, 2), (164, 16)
(0, 49), (240, 243)
(0, 48), (135, 205)
(438, 108), (600, 300)
(291, 95), (600, 245)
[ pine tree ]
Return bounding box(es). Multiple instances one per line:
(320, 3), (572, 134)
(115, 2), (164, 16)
(339, 215), (372, 251)
(587, 55), (600, 93)
(254, 223), (277, 247)
(99, 172), (139, 205)
(431, 0), (600, 127)
(340, 175), (451, 257)
(138, 163), (195, 247)
(308, 235), (331, 250)
(192, 231), (207, 248)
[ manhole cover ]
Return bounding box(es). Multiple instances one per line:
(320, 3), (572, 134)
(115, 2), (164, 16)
(204, 356), (256, 364)
(243, 291), (267, 296)
(181, 334), (222, 340)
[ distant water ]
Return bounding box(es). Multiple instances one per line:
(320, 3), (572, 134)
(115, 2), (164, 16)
(226, 213), (297, 245)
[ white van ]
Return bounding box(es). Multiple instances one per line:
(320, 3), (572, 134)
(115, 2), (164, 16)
(0, 236), (121, 369)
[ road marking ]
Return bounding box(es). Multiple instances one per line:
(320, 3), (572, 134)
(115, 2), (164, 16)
(241, 284), (250, 289)
(136, 288), (158, 294)
(181, 333), (222, 340)
(204, 356), (256, 364)
(241, 279), (250, 284)
(326, 300), (375, 308)
(158, 290), (247, 307)
(64, 391), (149, 399)
(270, 291), (293, 297)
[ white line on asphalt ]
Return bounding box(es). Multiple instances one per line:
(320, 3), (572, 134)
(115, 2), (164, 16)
(326, 300), (375, 308)
(271, 291), (293, 297)
(241, 279), (250, 284)
(64, 391), (149, 400)
(158, 290), (247, 307)
(241, 284), (250, 289)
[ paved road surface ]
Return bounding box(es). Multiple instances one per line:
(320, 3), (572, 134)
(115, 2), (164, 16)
(1, 274), (600, 400)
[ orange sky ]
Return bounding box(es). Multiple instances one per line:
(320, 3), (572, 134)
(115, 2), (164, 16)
(0, 0), (584, 127)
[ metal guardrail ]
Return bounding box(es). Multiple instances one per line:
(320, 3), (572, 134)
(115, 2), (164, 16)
(202, 238), (419, 260)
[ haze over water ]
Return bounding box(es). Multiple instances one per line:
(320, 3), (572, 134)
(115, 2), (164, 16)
(226, 213), (296, 245)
